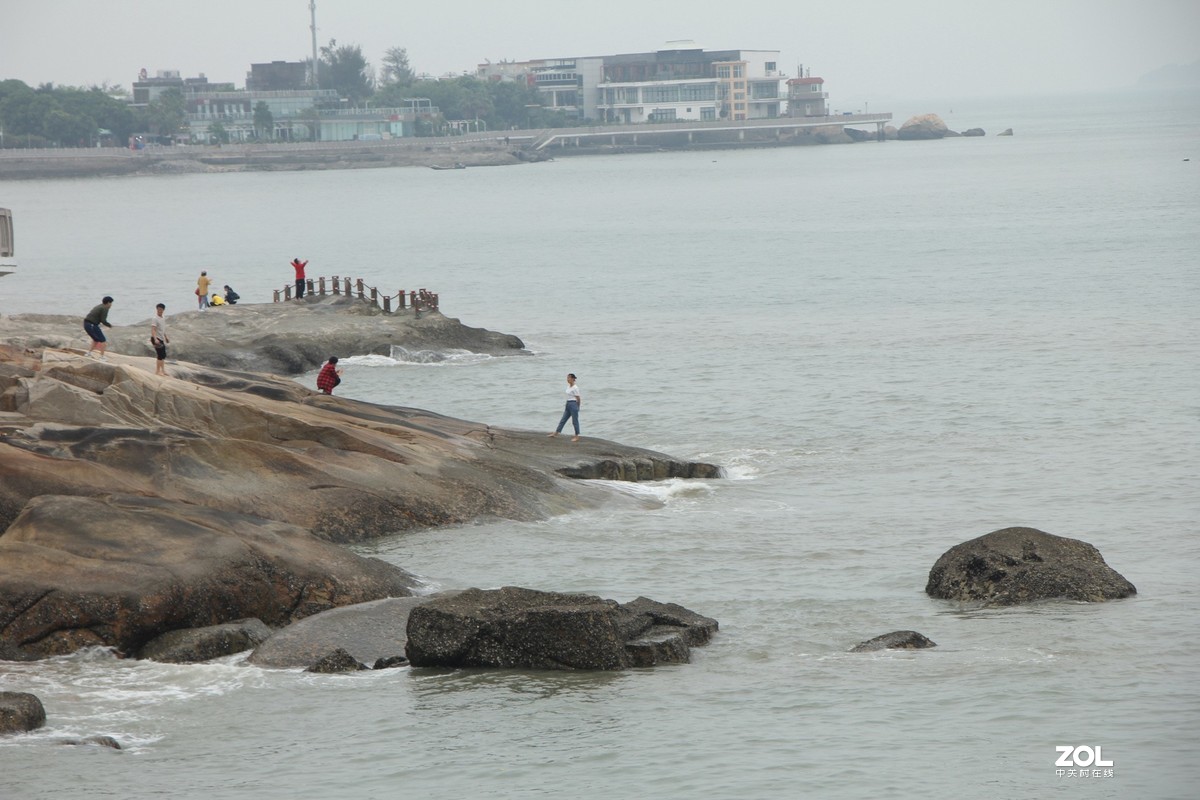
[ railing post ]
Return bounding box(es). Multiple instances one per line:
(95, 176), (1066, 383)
(382, 295), (391, 312)
(283, 285), (292, 300)
(356, 278), (364, 299)
(370, 287), (378, 306)
(344, 277), (351, 295)
(319, 276), (326, 295)
(397, 290), (405, 309)
(332, 275), (340, 294)
(273, 289), (280, 302)
(306, 277), (314, 295)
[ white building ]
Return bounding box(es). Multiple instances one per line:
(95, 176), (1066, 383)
(479, 43), (787, 124)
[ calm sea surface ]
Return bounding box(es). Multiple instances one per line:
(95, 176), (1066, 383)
(1, 91), (1198, 798)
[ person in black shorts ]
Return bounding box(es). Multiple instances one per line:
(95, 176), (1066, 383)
(83, 296), (114, 358)
(150, 303), (169, 376)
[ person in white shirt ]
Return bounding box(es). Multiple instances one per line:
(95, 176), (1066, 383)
(150, 303), (169, 376)
(549, 373), (582, 442)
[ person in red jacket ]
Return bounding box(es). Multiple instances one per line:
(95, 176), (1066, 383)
(316, 356), (342, 394)
(291, 257), (308, 299)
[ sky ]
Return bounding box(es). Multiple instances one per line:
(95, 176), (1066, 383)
(2, 0), (1198, 109)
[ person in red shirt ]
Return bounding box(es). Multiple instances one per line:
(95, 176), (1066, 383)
(316, 356), (342, 394)
(291, 257), (308, 299)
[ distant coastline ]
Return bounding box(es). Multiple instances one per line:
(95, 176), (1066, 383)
(0, 122), (891, 179)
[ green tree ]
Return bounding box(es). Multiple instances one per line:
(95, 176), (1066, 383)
(380, 47), (414, 86)
(42, 107), (95, 146)
(253, 101), (274, 140)
(140, 88), (188, 139)
(319, 39), (375, 105)
(207, 121), (230, 144)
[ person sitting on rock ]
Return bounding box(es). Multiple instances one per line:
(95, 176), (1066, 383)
(210, 293), (226, 306)
(316, 356), (343, 395)
(223, 285), (240, 305)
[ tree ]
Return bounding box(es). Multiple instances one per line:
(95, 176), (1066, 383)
(253, 101), (274, 140)
(207, 121), (230, 144)
(139, 88), (187, 139)
(380, 47), (414, 86)
(319, 39), (375, 106)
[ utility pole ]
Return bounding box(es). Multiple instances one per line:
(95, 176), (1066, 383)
(310, 1), (319, 88)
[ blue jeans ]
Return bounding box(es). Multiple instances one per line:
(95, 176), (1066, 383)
(556, 400), (580, 435)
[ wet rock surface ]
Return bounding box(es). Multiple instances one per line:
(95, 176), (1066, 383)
(0, 691), (46, 735)
(137, 618), (274, 663)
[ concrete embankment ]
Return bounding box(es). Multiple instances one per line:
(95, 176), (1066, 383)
(0, 138), (524, 179)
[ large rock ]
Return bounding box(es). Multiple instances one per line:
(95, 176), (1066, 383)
(405, 587), (718, 670)
(0, 691), (46, 735)
(0, 294), (526, 377)
(0, 345), (721, 542)
(0, 494), (420, 658)
(897, 113), (949, 140)
(137, 618), (273, 663)
(249, 595), (440, 669)
(925, 527), (1136, 605)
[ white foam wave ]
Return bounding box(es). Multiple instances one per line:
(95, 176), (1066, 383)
(593, 477), (717, 504)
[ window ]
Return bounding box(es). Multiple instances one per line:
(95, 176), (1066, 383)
(701, 107), (717, 121)
(765, 62), (776, 72)
(648, 108), (677, 122)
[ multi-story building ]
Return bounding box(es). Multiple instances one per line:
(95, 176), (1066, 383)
(131, 64), (437, 143)
(478, 43), (787, 124)
(787, 73), (828, 117)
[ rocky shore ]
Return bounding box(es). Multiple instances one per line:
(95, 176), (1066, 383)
(0, 297), (722, 662)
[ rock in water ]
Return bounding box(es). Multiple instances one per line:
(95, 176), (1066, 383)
(850, 630), (937, 653)
(137, 619), (274, 663)
(0, 692), (46, 735)
(897, 113), (949, 140)
(405, 587), (718, 670)
(925, 527), (1136, 605)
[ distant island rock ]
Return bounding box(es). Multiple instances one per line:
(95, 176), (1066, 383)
(1136, 60), (1200, 89)
(897, 113), (950, 140)
(925, 527), (1136, 606)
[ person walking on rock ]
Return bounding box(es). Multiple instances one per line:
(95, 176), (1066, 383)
(291, 257), (308, 299)
(196, 271), (211, 310)
(316, 356), (343, 394)
(548, 373), (582, 442)
(83, 296), (114, 359)
(149, 303), (169, 376)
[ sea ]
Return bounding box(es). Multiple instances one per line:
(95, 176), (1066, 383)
(1, 90), (1197, 799)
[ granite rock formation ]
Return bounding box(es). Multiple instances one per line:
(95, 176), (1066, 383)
(137, 618), (274, 663)
(897, 114), (950, 140)
(405, 587), (718, 670)
(0, 295), (526, 377)
(0, 494), (420, 658)
(925, 527), (1136, 606)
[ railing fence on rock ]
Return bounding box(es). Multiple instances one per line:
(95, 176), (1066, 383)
(273, 276), (438, 314)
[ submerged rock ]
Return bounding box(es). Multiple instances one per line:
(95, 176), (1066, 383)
(59, 735), (122, 749)
(0, 691), (46, 735)
(405, 587), (718, 670)
(850, 630), (937, 653)
(925, 527), (1136, 606)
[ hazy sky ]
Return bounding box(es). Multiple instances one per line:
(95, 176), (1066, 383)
(2, 0), (1197, 107)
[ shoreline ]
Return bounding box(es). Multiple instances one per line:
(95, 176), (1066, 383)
(0, 127), (879, 180)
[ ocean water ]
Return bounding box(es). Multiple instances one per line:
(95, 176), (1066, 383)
(1, 90), (1198, 798)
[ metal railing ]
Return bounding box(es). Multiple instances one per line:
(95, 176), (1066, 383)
(272, 275), (438, 315)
